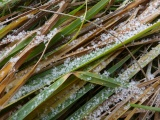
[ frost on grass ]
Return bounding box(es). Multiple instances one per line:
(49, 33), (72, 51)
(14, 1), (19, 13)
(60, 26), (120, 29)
(0, 27), (58, 68)
(9, 18), (155, 103)
(138, 0), (160, 22)
(10, 56), (20, 63)
(100, 19), (150, 45)
(0, 24), (5, 30)
(87, 81), (144, 120)
(30, 28), (58, 46)
(102, 70), (110, 78)
(10, 46), (112, 102)
(39, 84), (95, 120)
(67, 43), (160, 120)
(0, 31), (28, 60)
(68, 88), (115, 120)
(116, 44), (160, 83)
(0, 31), (28, 45)
(26, 14), (34, 19)
(0, 44), (16, 61)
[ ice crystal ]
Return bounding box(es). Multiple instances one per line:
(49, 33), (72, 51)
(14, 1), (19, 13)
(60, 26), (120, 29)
(0, 31), (28, 45)
(0, 25), (5, 30)
(26, 14), (34, 19)
(30, 28), (58, 46)
(102, 71), (110, 77)
(46, 28), (58, 40)
(58, 1), (65, 7)
(10, 56), (20, 63)
(0, 44), (16, 60)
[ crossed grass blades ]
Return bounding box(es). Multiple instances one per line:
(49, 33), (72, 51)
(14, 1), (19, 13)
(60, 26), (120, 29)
(0, 0), (160, 119)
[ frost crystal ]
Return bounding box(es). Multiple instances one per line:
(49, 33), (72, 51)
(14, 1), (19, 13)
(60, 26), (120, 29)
(0, 31), (28, 45)
(26, 14), (34, 19)
(102, 71), (110, 77)
(0, 25), (5, 30)
(10, 57), (20, 63)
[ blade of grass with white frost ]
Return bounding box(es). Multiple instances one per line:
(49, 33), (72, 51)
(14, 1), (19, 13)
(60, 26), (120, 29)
(117, 43), (160, 82)
(73, 71), (121, 87)
(68, 21), (160, 72)
(67, 43), (160, 119)
(83, 51), (121, 72)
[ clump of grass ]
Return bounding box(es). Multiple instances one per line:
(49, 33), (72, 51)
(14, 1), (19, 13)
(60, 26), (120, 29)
(0, 0), (160, 119)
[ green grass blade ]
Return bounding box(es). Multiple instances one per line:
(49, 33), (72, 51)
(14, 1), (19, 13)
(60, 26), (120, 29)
(53, 4), (85, 28)
(74, 71), (121, 88)
(130, 104), (160, 112)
